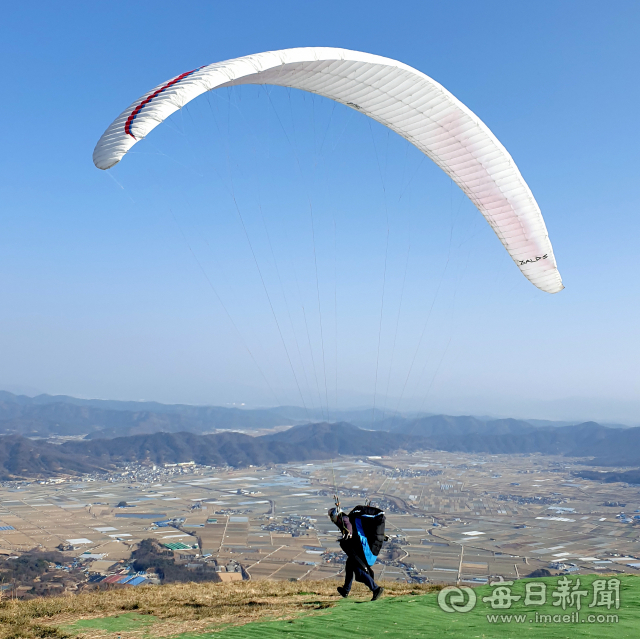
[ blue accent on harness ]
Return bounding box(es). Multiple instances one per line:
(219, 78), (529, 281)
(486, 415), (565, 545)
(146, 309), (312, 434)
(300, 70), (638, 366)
(354, 517), (377, 566)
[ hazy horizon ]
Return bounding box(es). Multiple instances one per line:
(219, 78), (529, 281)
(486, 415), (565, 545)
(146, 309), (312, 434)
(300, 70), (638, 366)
(2, 384), (638, 427)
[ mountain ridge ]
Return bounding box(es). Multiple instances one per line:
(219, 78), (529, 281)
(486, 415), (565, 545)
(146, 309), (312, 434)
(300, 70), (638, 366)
(1, 419), (640, 480)
(0, 390), (593, 440)
(0, 423), (427, 479)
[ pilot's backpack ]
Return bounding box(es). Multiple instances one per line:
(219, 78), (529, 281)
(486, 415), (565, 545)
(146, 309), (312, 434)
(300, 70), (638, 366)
(348, 505), (386, 565)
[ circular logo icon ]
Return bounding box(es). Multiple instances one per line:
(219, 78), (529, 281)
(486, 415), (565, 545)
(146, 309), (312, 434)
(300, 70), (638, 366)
(437, 586), (477, 613)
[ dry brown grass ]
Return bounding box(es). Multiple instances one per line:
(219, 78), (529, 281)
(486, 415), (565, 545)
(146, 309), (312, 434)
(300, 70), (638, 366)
(0, 579), (441, 639)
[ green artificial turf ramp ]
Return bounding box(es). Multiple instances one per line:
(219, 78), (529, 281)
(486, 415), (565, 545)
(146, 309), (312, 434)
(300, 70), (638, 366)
(210, 575), (639, 639)
(63, 611), (157, 634)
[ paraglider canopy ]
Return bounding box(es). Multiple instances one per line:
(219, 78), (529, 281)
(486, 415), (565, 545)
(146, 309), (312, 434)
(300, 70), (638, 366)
(94, 47), (563, 294)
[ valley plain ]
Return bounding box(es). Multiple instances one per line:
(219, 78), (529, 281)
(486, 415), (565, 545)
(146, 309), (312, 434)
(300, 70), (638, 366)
(2, 448), (640, 593)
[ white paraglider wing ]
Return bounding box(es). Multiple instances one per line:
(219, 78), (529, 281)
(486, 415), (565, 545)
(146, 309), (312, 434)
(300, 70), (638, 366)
(93, 47), (563, 294)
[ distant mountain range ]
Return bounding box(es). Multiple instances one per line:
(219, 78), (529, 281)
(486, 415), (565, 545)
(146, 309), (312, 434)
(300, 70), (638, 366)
(0, 391), (298, 438)
(0, 435), (101, 478)
(1, 391), (639, 481)
(0, 391), (410, 438)
(394, 416), (640, 466)
(0, 390), (599, 439)
(1, 418), (640, 480)
(0, 423), (425, 479)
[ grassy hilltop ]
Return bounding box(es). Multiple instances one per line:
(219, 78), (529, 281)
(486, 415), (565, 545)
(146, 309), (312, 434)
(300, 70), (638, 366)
(1, 574), (639, 639)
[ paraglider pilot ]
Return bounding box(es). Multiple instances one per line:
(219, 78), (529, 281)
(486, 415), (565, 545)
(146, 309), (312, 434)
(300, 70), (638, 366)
(329, 505), (385, 601)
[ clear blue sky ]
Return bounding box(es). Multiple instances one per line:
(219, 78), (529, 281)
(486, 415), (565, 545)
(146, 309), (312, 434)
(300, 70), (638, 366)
(1, 1), (638, 423)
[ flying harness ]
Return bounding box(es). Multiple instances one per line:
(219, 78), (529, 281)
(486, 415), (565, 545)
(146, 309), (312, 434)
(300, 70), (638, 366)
(348, 504), (386, 566)
(333, 494), (386, 569)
